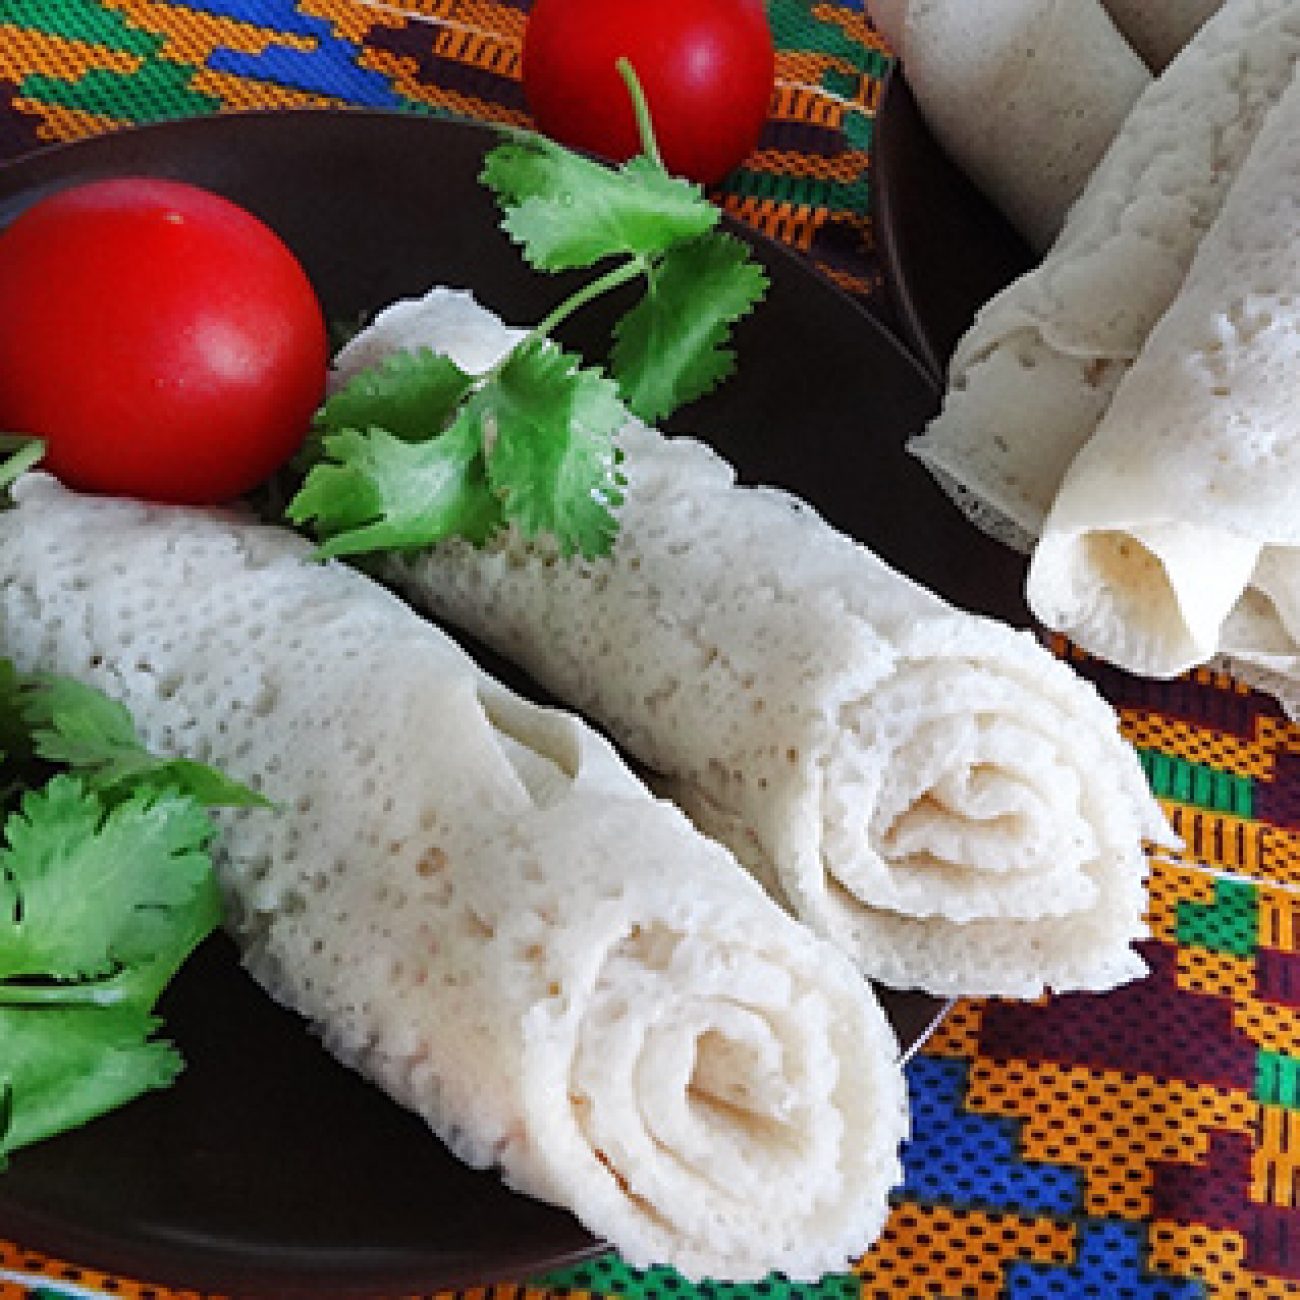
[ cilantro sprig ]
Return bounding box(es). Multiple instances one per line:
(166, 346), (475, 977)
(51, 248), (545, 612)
(288, 60), (769, 562)
(0, 661), (266, 1166)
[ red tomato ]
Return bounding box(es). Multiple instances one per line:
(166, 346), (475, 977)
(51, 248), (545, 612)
(522, 0), (775, 185)
(0, 177), (327, 504)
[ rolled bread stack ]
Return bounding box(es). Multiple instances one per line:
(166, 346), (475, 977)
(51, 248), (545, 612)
(1026, 49), (1300, 705)
(908, 0), (1300, 551)
(0, 473), (908, 1282)
(336, 288), (1171, 1002)
(869, 0), (1150, 252)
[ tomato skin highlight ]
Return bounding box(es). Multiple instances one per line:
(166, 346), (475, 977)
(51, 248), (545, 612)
(0, 177), (328, 505)
(521, 0), (775, 185)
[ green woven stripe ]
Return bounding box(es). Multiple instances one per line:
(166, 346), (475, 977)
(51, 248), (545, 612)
(1257, 1050), (1300, 1109)
(1175, 877), (1257, 957)
(19, 62), (219, 122)
(1138, 748), (1253, 817)
(724, 166), (870, 212)
(768, 0), (892, 80)
(2, 0), (158, 54)
(535, 1253), (860, 1300)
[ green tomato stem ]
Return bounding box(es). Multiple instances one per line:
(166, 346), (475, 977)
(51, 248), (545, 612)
(617, 57), (666, 173)
(0, 437), (45, 493)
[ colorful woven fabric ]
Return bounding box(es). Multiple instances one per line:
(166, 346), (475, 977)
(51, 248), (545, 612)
(2, 3), (1299, 1299)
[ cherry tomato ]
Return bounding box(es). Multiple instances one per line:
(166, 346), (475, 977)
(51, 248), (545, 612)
(522, 0), (775, 185)
(0, 177), (328, 504)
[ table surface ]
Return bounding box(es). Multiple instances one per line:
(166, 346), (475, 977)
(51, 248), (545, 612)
(1, 4), (1299, 1299)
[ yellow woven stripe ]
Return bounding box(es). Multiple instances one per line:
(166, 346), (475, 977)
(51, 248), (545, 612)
(1177, 946), (1256, 1004)
(1149, 1223), (1300, 1300)
(769, 81), (844, 129)
(1261, 824), (1300, 887)
(743, 145), (869, 183)
(0, 27), (140, 84)
(188, 67), (341, 109)
(1237, 994), (1300, 1057)
(297, 0), (407, 44)
(776, 49), (869, 99)
(857, 1203), (1075, 1300)
(813, 1), (890, 52)
(816, 260), (880, 297)
(1122, 712), (1277, 780)
(353, 0), (528, 44)
(718, 193), (821, 250)
(394, 16), (521, 77)
(1252, 1106), (1300, 1208)
(1259, 884), (1300, 950)
(966, 1059), (1256, 1219)
(360, 48), (530, 123)
(1160, 808), (1265, 876)
(10, 96), (124, 144)
(0, 1237), (221, 1300)
(1146, 854), (1218, 945)
(106, 0), (314, 58)
(921, 995), (985, 1058)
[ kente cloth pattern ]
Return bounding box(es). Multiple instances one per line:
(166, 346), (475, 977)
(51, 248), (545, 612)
(0, 3), (1298, 1299)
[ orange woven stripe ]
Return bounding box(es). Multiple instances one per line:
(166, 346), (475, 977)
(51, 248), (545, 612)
(857, 1203), (1076, 1300)
(966, 1059), (1257, 1219)
(106, 0), (315, 56)
(1149, 1223), (1300, 1300)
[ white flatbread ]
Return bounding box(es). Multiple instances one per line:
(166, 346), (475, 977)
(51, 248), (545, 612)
(338, 288), (1169, 999)
(908, 0), (1300, 550)
(1027, 59), (1300, 688)
(0, 474), (908, 1282)
(871, 0), (1149, 252)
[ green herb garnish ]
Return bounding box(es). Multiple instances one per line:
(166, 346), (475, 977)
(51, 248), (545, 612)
(287, 60), (769, 562)
(0, 661), (265, 1165)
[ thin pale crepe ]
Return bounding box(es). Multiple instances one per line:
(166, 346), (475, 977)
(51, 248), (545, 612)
(0, 474), (908, 1283)
(338, 288), (1168, 1000)
(1026, 58), (1300, 697)
(869, 0), (1149, 252)
(908, 0), (1300, 551)
(1098, 0), (1223, 69)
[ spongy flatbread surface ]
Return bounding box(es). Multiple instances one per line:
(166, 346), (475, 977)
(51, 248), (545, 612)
(908, 0), (1300, 549)
(888, 0), (1149, 252)
(0, 475), (908, 1282)
(342, 289), (1166, 999)
(1027, 59), (1300, 684)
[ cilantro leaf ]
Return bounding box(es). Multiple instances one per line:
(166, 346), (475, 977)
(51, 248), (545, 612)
(479, 342), (627, 558)
(317, 348), (474, 442)
(288, 64), (769, 566)
(0, 776), (219, 982)
(612, 233), (771, 423)
(18, 674), (267, 808)
(0, 1003), (182, 1163)
(0, 659), (255, 1166)
(482, 133), (718, 271)
(287, 419), (503, 559)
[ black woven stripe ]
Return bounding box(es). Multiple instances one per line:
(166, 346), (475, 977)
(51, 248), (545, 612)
(365, 22), (529, 111)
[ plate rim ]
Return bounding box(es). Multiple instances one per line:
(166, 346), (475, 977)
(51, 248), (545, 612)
(0, 104), (950, 1297)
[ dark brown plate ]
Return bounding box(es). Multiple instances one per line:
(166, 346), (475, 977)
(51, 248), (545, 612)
(872, 69), (1035, 384)
(0, 106), (1016, 1298)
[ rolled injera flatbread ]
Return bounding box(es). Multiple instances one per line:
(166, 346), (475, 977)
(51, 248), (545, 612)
(869, 0), (1150, 252)
(1098, 0), (1223, 69)
(335, 288), (1170, 1001)
(0, 473), (908, 1282)
(1025, 59), (1300, 702)
(908, 0), (1300, 551)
